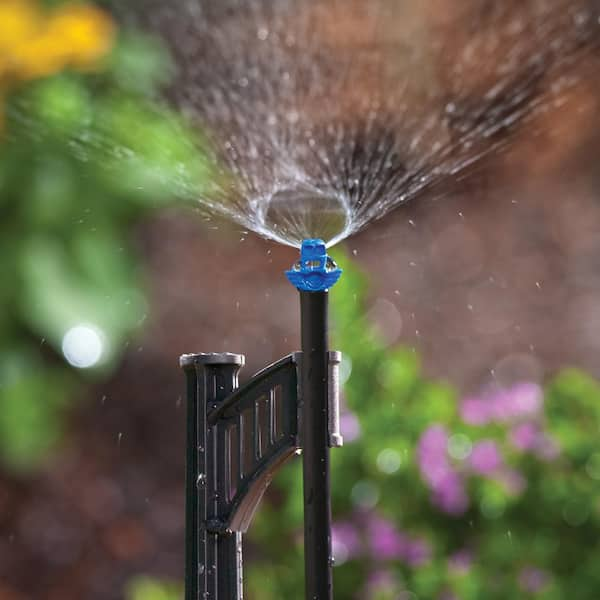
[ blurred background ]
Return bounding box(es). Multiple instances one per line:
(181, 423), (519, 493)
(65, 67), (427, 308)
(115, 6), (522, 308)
(2, 1), (600, 599)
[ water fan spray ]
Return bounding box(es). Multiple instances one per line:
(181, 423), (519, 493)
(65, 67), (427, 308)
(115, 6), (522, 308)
(259, 186), (351, 248)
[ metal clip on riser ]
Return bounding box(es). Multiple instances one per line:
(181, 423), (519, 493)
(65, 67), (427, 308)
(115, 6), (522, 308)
(328, 351), (343, 449)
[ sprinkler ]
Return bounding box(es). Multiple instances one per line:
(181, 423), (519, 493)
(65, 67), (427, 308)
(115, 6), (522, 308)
(181, 239), (343, 600)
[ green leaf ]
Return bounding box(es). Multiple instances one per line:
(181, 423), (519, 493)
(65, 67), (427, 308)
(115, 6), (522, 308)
(125, 577), (181, 600)
(0, 351), (72, 471)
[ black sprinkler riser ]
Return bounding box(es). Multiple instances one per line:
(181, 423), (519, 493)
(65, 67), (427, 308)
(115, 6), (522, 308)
(181, 239), (343, 600)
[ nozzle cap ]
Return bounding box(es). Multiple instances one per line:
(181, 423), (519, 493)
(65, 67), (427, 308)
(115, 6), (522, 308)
(285, 239), (342, 292)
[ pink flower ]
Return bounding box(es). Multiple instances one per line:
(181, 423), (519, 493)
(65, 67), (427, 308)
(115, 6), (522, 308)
(461, 383), (543, 425)
(469, 440), (503, 475)
(460, 396), (492, 425)
(509, 423), (560, 461)
(417, 425), (450, 486)
(448, 549), (472, 574)
(340, 411), (361, 442)
(432, 470), (469, 515)
(418, 425), (469, 515)
(365, 514), (431, 567)
(364, 570), (396, 599)
(510, 422), (540, 450)
(332, 521), (361, 561)
(404, 538), (431, 567)
(500, 383), (543, 420)
(367, 516), (406, 559)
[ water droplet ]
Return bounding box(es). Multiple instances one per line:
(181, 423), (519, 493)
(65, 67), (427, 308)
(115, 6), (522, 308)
(376, 448), (402, 473)
(62, 323), (105, 369)
(286, 110), (299, 123)
(197, 473), (207, 487)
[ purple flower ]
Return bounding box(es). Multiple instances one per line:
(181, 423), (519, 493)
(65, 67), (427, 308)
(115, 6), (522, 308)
(469, 440), (503, 475)
(461, 383), (543, 425)
(418, 426), (469, 515)
(365, 514), (431, 567)
(417, 425), (450, 486)
(499, 383), (543, 420)
(461, 396), (492, 425)
(419, 424), (449, 454)
(340, 411), (361, 442)
(404, 538), (431, 567)
(496, 468), (527, 496)
(332, 521), (361, 563)
(509, 423), (560, 461)
(432, 470), (469, 515)
(448, 549), (472, 574)
(510, 422), (540, 451)
(363, 569), (396, 599)
(367, 516), (406, 559)
(519, 567), (549, 593)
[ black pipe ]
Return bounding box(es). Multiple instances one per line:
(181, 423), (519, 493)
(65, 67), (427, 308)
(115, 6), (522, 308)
(300, 290), (333, 600)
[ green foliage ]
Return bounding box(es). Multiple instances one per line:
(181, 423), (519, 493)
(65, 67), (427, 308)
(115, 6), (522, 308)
(0, 18), (210, 470)
(0, 349), (72, 469)
(125, 576), (181, 600)
(241, 250), (600, 600)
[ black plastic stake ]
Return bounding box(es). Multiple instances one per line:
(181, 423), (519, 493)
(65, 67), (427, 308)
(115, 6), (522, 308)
(182, 353), (245, 600)
(300, 291), (333, 600)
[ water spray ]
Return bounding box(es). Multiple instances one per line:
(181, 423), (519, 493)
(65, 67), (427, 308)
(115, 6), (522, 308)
(258, 186), (352, 248)
(181, 239), (342, 600)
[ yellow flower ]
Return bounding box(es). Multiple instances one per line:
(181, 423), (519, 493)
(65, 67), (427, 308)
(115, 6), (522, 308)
(0, 0), (40, 78)
(0, 1), (40, 49)
(48, 4), (115, 69)
(0, 0), (115, 83)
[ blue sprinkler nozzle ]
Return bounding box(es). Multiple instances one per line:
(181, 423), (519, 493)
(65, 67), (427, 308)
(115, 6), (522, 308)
(286, 239), (343, 292)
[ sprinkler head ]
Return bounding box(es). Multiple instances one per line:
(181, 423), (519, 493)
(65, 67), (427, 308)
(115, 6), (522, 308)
(286, 239), (342, 292)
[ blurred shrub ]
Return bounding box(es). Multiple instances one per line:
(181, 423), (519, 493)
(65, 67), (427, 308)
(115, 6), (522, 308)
(125, 576), (180, 600)
(242, 251), (600, 600)
(0, 0), (210, 471)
